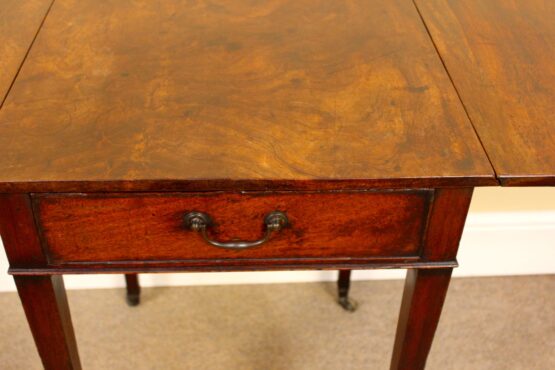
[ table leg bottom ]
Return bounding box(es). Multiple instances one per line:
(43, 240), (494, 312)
(390, 268), (453, 370)
(337, 270), (357, 312)
(124, 273), (141, 306)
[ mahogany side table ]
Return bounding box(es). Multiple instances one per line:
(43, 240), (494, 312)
(0, 0), (497, 369)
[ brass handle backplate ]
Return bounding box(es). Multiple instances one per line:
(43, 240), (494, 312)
(183, 211), (289, 250)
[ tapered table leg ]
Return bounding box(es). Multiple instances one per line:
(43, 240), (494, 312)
(14, 275), (81, 370)
(337, 270), (357, 311)
(390, 268), (452, 370)
(125, 273), (141, 306)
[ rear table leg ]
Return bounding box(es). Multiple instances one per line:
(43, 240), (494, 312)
(125, 274), (141, 306)
(337, 270), (357, 312)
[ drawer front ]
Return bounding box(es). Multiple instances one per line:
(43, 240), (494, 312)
(34, 191), (432, 265)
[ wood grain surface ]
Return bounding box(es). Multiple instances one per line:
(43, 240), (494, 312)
(14, 275), (81, 370)
(34, 191), (431, 264)
(391, 268), (453, 370)
(0, 0), (52, 105)
(416, 0), (555, 185)
(0, 194), (48, 268)
(0, 0), (494, 192)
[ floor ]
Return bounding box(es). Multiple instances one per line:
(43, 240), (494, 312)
(0, 275), (554, 370)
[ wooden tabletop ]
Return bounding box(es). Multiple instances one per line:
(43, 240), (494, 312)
(0, 0), (52, 105)
(417, 0), (555, 186)
(0, 0), (495, 192)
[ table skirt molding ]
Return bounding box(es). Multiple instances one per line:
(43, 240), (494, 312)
(2, 210), (555, 290)
(0, 211), (555, 284)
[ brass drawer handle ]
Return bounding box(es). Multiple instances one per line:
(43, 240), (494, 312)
(183, 211), (289, 250)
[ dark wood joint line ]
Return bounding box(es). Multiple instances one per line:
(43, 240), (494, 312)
(421, 188), (474, 262)
(30, 194), (56, 266)
(0, 0), (56, 110)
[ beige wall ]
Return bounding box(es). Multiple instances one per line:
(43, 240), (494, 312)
(470, 187), (555, 213)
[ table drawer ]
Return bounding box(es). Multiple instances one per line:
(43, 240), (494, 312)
(33, 191), (432, 265)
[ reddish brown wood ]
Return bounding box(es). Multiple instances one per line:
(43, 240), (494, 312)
(0, 191), (447, 278)
(390, 268), (453, 370)
(14, 275), (81, 370)
(423, 188), (474, 261)
(0, 0), (491, 367)
(0, 0), (494, 193)
(0, 194), (80, 368)
(34, 191), (431, 264)
(0, 0), (53, 105)
(416, 0), (555, 186)
(9, 260), (458, 276)
(0, 194), (47, 268)
(0, 177), (497, 194)
(390, 188), (471, 369)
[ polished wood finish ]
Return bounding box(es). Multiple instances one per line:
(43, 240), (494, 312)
(0, 194), (47, 268)
(390, 268), (453, 370)
(389, 188), (472, 369)
(0, 0), (499, 368)
(422, 188), (473, 261)
(339, 187), (473, 312)
(14, 275), (81, 370)
(0, 0), (494, 193)
(0, 0), (53, 105)
(0, 195), (80, 369)
(10, 260), (459, 276)
(416, 0), (555, 186)
(35, 191), (431, 264)
(0, 177), (496, 194)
